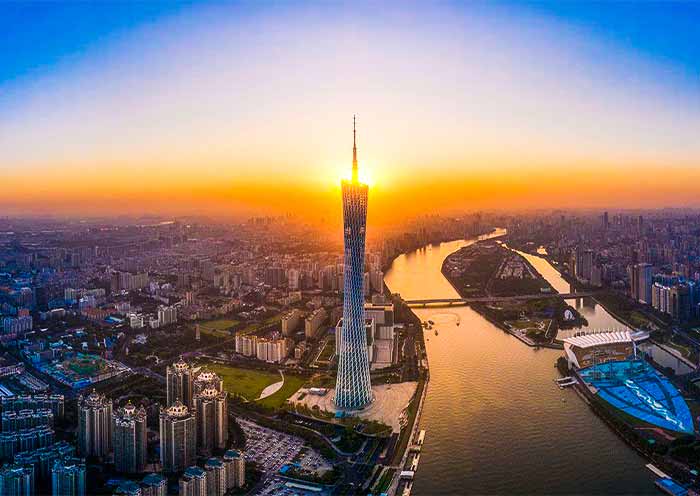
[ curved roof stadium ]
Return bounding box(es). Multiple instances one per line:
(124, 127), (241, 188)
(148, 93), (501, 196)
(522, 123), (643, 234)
(580, 360), (693, 434)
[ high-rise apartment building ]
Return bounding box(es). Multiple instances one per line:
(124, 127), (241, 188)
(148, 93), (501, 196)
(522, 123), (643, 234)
(51, 457), (86, 496)
(112, 402), (147, 473)
(157, 305), (178, 327)
(631, 263), (653, 304)
(193, 388), (228, 455)
(140, 473), (167, 496)
(223, 450), (245, 489)
(166, 357), (194, 408)
(178, 466), (207, 496)
(159, 401), (196, 473)
(305, 308), (327, 339)
(193, 370), (223, 395)
(0, 464), (33, 495)
(77, 391), (112, 458)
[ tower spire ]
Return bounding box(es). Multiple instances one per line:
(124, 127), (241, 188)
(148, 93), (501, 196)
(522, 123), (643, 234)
(352, 115), (358, 182)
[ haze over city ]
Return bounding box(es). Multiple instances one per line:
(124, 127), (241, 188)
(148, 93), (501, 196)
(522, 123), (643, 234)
(2, 1), (699, 222)
(3, 3), (700, 496)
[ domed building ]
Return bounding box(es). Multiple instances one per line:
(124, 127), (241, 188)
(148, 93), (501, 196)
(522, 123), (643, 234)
(193, 387), (228, 455)
(112, 401), (147, 473)
(78, 390), (112, 458)
(159, 401), (196, 472)
(166, 357), (194, 408)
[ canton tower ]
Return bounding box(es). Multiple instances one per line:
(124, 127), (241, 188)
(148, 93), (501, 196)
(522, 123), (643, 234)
(334, 116), (373, 409)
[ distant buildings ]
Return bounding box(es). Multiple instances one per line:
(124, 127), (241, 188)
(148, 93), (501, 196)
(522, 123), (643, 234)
(255, 338), (290, 363)
(304, 308), (327, 339)
(159, 401), (196, 473)
(652, 281), (694, 322)
(112, 402), (147, 474)
(281, 309), (303, 336)
(0, 355), (24, 378)
(235, 334), (290, 363)
(631, 263), (654, 304)
(1, 315), (33, 335)
(111, 272), (149, 292)
(234, 334), (257, 357)
(2, 394), (64, 419)
(166, 357), (194, 408)
(78, 390), (112, 458)
(157, 305), (178, 327)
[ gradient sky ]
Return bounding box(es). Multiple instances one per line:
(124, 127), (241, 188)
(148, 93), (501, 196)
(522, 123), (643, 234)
(1, 1), (699, 222)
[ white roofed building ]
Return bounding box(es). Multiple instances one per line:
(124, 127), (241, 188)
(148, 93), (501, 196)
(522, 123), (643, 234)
(563, 330), (649, 369)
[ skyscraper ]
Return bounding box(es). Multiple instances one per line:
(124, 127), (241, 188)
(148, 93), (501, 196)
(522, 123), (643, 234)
(193, 387), (228, 455)
(51, 457), (86, 496)
(112, 402), (147, 473)
(193, 370), (223, 395)
(77, 390), (112, 458)
(140, 473), (167, 496)
(334, 117), (373, 410)
(166, 357), (194, 408)
(159, 401), (196, 473)
(0, 464), (33, 495)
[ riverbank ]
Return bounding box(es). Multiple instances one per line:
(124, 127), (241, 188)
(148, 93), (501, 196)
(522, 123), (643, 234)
(384, 233), (659, 495)
(514, 251), (700, 485)
(440, 241), (574, 348)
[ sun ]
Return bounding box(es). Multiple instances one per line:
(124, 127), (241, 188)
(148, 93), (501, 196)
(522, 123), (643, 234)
(338, 162), (376, 187)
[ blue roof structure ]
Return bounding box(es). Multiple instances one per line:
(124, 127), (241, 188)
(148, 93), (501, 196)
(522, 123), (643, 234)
(580, 360), (694, 434)
(655, 477), (687, 496)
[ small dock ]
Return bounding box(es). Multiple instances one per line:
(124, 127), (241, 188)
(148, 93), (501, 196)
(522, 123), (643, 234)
(555, 377), (578, 389)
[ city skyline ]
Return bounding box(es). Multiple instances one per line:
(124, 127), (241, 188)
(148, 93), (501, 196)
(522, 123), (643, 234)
(3, 4), (700, 494)
(2, 1), (700, 221)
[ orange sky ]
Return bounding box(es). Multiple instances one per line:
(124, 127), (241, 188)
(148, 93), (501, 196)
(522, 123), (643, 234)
(1, 3), (699, 222)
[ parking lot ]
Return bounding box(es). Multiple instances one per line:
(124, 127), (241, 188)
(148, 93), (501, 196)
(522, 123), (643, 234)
(254, 475), (333, 496)
(239, 419), (334, 496)
(240, 419), (305, 474)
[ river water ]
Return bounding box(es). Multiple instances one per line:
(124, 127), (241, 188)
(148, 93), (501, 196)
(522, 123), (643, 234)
(384, 232), (658, 495)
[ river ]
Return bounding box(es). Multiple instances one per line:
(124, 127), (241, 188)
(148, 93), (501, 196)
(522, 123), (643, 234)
(384, 232), (658, 495)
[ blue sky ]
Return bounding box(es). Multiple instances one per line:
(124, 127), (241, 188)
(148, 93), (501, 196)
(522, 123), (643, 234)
(2, 1), (698, 86)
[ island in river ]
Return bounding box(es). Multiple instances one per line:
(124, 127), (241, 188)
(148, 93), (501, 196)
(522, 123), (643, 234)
(441, 240), (587, 346)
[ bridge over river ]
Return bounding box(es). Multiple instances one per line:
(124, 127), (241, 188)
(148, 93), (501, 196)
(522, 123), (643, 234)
(404, 291), (596, 307)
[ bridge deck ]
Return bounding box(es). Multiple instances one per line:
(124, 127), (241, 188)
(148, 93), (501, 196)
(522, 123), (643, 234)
(405, 292), (595, 306)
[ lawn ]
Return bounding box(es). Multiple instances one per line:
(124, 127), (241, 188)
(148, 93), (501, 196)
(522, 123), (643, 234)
(199, 319), (239, 336)
(208, 364), (281, 400)
(317, 338), (336, 362)
(206, 364), (305, 409)
(257, 374), (306, 410)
